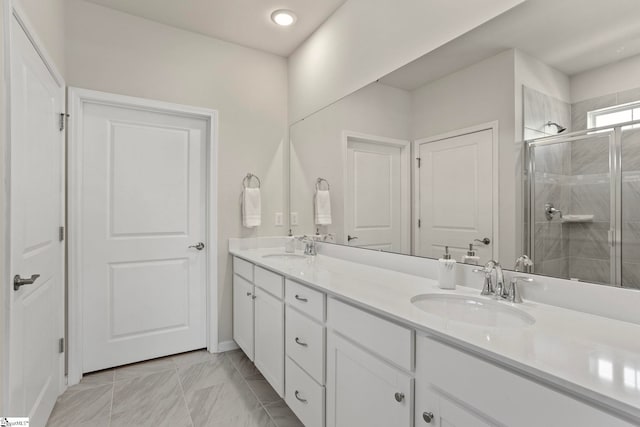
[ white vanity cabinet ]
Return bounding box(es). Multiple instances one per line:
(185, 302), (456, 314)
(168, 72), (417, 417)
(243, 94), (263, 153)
(232, 258), (255, 360)
(326, 298), (414, 427)
(232, 257), (285, 396)
(414, 335), (635, 427)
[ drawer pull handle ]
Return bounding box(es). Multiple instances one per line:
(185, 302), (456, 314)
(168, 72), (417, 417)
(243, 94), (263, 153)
(295, 294), (308, 302)
(394, 392), (405, 402)
(423, 411), (434, 423)
(294, 390), (308, 404)
(295, 337), (308, 347)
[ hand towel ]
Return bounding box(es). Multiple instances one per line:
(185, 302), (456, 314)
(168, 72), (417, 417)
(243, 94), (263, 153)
(242, 188), (261, 228)
(315, 190), (332, 225)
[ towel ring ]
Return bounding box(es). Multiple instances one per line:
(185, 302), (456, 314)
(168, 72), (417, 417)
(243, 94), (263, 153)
(316, 177), (330, 191)
(243, 173), (261, 189)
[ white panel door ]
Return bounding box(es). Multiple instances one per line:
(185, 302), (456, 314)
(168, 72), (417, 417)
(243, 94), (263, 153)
(418, 129), (494, 262)
(80, 99), (208, 372)
(8, 16), (65, 425)
(346, 139), (405, 252)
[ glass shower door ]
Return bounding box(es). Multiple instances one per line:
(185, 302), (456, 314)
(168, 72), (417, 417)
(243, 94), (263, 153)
(529, 131), (615, 285)
(620, 127), (640, 289)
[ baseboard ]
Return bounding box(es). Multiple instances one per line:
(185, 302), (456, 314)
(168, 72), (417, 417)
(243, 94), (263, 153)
(216, 340), (239, 353)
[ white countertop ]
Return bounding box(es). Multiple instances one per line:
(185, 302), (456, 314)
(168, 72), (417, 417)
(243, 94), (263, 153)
(230, 247), (640, 422)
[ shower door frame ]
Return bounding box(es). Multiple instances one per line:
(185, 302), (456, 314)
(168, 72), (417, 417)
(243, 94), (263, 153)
(525, 123), (638, 287)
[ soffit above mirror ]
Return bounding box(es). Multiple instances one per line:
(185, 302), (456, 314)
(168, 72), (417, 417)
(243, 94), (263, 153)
(381, 0), (640, 91)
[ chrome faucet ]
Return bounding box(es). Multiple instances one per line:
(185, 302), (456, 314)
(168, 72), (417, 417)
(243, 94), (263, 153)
(297, 236), (317, 256)
(474, 260), (533, 303)
(473, 260), (505, 298)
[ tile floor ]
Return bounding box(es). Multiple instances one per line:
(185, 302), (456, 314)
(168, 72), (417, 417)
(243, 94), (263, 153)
(46, 349), (304, 427)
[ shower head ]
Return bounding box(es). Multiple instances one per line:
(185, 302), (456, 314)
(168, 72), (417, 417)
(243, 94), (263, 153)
(546, 121), (567, 134)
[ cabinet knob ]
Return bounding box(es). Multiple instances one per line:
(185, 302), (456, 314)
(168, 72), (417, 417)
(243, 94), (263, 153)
(294, 390), (308, 404)
(394, 392), (405, 402)
(422, 412), (434, 423)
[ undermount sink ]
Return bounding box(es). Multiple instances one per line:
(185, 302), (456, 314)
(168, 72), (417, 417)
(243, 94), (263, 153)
(411, 294), (535, 328)
(261, 253), (306, 260)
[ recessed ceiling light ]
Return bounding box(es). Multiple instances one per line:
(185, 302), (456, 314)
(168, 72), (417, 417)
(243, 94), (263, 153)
(271, 9), (296, 27)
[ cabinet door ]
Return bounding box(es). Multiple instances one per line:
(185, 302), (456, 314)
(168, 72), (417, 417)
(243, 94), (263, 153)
(254, 287), (284, 396)
(326, 332), (413, 427)
(233, 274), (254, 361)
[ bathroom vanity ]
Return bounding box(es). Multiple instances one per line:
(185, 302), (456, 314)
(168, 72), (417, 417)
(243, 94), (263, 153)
(230, 240), (640, 427)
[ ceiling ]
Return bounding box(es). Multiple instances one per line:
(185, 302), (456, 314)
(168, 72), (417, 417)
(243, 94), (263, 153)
(381, 0), (640, 90)
(83, 0), (347, 56)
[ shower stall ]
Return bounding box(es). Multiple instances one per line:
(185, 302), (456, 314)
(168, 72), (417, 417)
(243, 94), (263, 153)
(527, 120), (640, 288)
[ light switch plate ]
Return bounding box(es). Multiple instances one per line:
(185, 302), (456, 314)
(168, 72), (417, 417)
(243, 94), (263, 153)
(275, 212), (283, 226)
(291, 212), (299, 226)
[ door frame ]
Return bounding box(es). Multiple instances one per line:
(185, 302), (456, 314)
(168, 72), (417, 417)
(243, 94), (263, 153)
(67, 87), (219, 385)
(413, 121), (499, 258)
(2, 0), (67, 409)
(342, 130), (411, 254)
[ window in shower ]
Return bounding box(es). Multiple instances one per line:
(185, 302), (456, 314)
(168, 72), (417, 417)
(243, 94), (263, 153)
(588, 101), (640, 130)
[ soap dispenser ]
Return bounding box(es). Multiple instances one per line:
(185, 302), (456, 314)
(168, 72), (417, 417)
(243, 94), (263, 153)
(461, 243), (480, 265)
(437, 246), (457, 290)
(285, 229), (295, 253)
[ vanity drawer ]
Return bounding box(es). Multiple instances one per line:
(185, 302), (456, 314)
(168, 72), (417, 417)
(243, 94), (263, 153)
(254, 266), (284, 299)
(286, 357), (325, 427)
(286, 306), (325, 384)
(286, 279), (325, 321)
(233, 256), (254, 282)
(327, 297), (414, 371)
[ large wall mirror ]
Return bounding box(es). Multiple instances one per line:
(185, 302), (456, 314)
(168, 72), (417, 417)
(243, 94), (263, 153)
(289, 0), (640, 289)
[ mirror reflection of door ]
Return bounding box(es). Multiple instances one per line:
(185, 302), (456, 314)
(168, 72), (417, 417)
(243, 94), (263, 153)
(344, 133), (411, 254)
(416, 126), (495, 263)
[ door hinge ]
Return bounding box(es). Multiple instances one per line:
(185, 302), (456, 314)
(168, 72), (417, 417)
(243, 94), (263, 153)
(59, 226), (65, 242)
(418, 219), (421, 228)
(59, 113), (69, 131)
(416, 157), (421, 168)
(59, 337), (65, 353)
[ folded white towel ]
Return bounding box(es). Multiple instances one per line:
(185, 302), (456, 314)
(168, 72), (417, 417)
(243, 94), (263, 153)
(315, 190), (332, 225)
(242, 188), (261, 228)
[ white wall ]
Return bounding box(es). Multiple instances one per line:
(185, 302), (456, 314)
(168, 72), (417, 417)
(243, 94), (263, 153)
(64, 0), (288, 345)
(287, 0), (525, 124)
(571, 53), (640, 103)
(411, 49), (517, 262)
(18, 0), (66, 76)
(290, 82), (411, 241)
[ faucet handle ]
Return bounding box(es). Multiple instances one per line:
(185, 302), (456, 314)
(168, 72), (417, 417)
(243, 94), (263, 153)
(508, 276), (533, 303)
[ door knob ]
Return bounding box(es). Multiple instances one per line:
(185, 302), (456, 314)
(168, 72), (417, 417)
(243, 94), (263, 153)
(14, 274), (40, 291)
(188, 242), (205, 251)
(423, 411), (434, 423)
(347, 235), (358, 242)
(474, 237), (491, 245)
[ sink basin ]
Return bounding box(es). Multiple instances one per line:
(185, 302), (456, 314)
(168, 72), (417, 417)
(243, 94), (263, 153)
(261, 253), (306, 260)
(411, 294), (535, 328)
